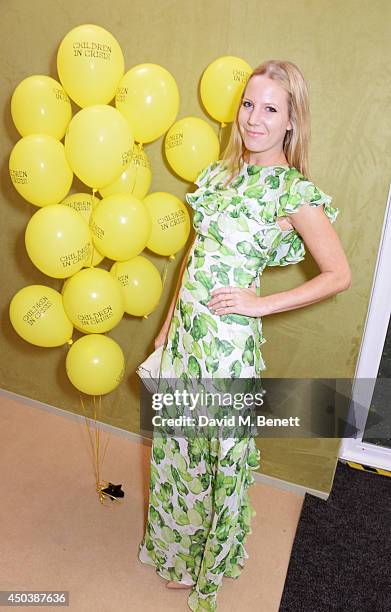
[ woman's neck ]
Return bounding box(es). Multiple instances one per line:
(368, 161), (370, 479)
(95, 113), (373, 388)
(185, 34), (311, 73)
(243, 151), (288, 166)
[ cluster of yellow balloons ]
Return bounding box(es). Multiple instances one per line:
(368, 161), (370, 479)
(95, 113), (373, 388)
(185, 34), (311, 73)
(8, 22), (251, 397)
(8, 24), (191, 396)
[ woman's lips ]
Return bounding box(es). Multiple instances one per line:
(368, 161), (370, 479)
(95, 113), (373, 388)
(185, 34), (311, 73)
(246, 129), (265, 136)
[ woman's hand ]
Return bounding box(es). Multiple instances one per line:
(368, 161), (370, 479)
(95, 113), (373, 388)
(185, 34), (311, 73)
(207, 281), (271, 317)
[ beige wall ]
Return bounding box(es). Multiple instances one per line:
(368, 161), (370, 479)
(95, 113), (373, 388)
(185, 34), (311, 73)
(1, 0), (390, 493)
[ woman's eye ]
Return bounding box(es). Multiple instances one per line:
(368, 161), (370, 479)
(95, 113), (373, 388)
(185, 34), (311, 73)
(266, 106), (277, 112)
(243, 100), (252, 108)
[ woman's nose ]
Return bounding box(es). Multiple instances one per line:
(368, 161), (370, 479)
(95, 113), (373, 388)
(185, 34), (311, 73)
(248, 110), (262, 126)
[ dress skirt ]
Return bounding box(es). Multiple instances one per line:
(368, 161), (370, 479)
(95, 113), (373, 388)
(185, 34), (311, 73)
(138, 431), (261, 611)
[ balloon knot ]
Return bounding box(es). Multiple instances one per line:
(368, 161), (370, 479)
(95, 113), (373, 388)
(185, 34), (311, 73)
(143, 314), (149, 319)
(169, 254), (176, 261)
(137, 142), (143, 150)
(67, 339), (73, 346)
(221, 122), (227, 128)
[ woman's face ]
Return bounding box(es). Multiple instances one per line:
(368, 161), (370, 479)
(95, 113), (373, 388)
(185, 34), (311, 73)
(237, 74), (292, 162)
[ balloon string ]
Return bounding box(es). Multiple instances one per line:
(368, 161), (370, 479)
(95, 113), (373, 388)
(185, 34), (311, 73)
(79, 393), (99, 485)
(88, 188), (97, 268)
(130, 142), (144, 195)
(161, 257), (170, 291)
(93, 395), (100, 484)
(79, 393), (112, 504)
(130, 157), (138, 195)
(99, 395), (111, 469)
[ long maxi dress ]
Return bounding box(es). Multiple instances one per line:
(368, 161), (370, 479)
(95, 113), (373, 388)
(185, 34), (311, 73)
(137, 159), (340, 611)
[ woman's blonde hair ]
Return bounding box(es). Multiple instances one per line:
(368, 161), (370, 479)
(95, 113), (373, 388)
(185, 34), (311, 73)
(221, 59), (311, 185)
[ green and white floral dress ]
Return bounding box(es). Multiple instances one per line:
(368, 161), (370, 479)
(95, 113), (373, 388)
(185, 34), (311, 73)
(138, 160), (340, 611)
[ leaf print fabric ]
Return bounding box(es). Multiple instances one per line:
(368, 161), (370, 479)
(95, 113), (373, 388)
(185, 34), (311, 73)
(138, 434), (260, 612)
(137, 159), (340, 611)
(268, 174), (340, 267)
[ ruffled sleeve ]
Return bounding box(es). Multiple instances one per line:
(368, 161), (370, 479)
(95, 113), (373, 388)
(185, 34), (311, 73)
(277, 176), (340, 222)
(193, 161), (220, 187)
(267, 177), (340, 267)
(185, 160), (227, 210)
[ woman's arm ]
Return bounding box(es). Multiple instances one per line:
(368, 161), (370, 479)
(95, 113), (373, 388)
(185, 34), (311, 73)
(207, 204), (351, 318)
(260, 203), (351, 316)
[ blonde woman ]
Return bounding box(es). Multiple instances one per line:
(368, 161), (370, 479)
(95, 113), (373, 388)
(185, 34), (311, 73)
(138, 59), (351, 611)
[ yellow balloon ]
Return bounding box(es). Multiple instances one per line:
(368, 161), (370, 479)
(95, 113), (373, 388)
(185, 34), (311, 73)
(99, 144), (152, 200)
(165, 117), (220, 182)
(9, 285), (73, 347)
(115, 63), (180, 143)
(110, 256), (163, 316)
(25, 205), (92, 278)
(200, 56), (252, 123)
(65, 334), (125, 395)
(64, 104), (134, 189)
(62, 267), (124, 333)
(11, 75), (72, 139)
(9, 134), (73, 207)
(60, 192), (97, 222)
(143, 192), (190, 257)
(60, 192), (104, 266)
(57, 24), (125, 108)
(90, 194), (151, 261)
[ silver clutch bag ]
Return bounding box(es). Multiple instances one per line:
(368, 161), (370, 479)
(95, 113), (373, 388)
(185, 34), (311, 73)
(136, 345), (164, 394)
